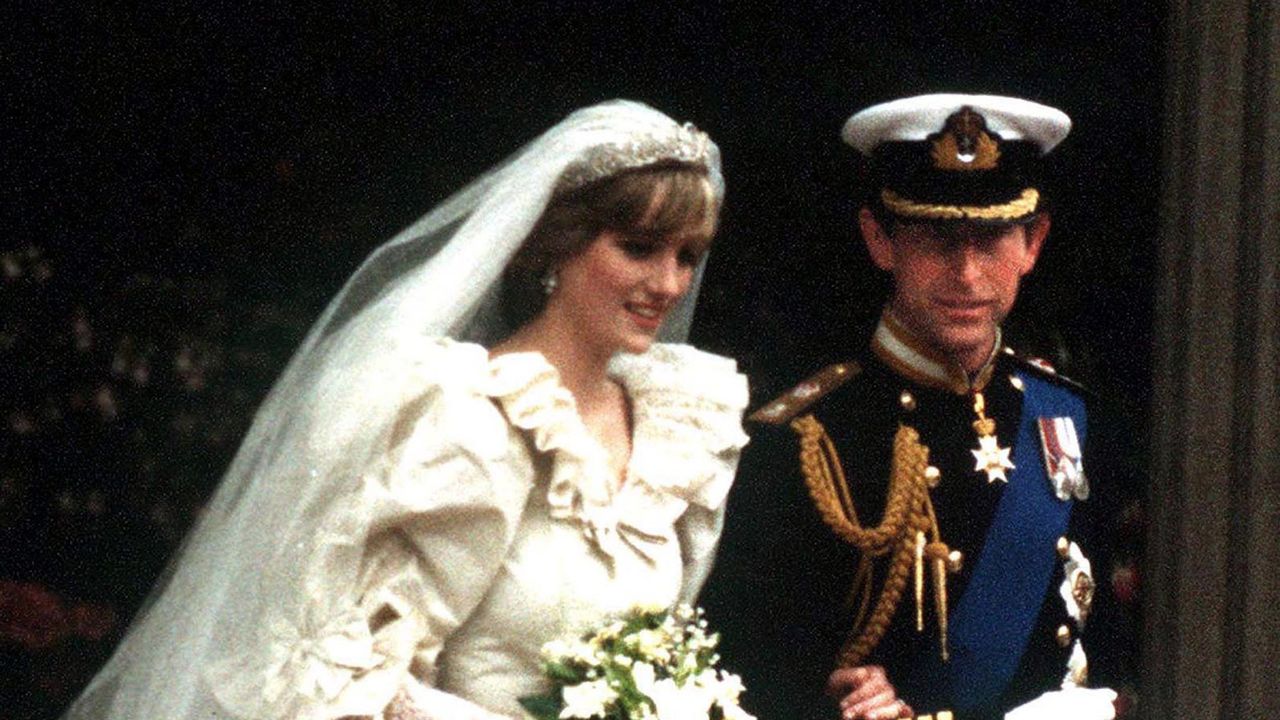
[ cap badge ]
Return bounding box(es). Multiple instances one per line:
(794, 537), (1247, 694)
(930, 107), (1001, 172)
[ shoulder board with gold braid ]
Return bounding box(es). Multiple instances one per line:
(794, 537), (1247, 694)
(747, 361), (862, 425)
(1001, 347), (1091, 397)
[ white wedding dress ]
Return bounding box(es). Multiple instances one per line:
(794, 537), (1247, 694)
(203, 338), (748, 719)
(62, 99), (735, 720)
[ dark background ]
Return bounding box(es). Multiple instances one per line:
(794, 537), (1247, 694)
(2, 2), (1163, 716)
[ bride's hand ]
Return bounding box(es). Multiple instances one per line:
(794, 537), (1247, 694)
(827, 665), (913, 720)
(1004, 686), (1118, 720)
(378, 685), (516, 720)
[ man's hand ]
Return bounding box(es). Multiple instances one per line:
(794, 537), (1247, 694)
(1004, 686), (1118, 720)
(826, 665), (913, 720)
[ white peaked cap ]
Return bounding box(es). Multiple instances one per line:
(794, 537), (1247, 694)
(843, 93), (1072, 155)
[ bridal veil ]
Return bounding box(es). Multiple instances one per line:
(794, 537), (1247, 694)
(63, 99), (724, 720)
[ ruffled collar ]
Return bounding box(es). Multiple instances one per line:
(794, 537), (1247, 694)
(480, 343), (748, 559)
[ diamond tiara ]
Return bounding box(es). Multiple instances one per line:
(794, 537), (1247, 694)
(555, 122), (713, 194)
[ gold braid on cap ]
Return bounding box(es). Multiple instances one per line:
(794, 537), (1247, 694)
(881, 187), (1040, 222)
(792, 414), (959, 666)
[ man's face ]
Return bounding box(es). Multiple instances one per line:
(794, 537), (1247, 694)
(861, 210), (1048, 371)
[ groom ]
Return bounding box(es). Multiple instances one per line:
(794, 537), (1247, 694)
(702, 94), (1138, 720)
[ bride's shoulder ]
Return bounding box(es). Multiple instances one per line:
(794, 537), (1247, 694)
(394, 336), (564, 436)
(405, 336), (492, 388)
(611, 343), (749, 407)
(406, 337), (561, 399)
(610, 343), (751, 454)
(612, 344), (750, 511)
(385, 338), (512, 446)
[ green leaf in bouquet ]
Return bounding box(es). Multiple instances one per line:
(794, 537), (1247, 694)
(545, 659), (585, 684)
(518, 692), (564, 720)
(602, 663), (647, 715)
(621, 609), (661, 636)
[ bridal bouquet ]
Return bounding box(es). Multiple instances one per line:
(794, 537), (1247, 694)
(519, 604), (754, 720)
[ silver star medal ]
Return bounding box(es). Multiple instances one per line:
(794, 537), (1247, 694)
(972, 433), (1015, 484)
(970, 391), (1014, 484)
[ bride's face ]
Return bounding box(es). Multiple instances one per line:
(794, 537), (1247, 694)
(549, 220), (712, 355)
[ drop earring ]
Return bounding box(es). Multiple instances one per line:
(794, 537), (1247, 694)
(540, 270), (559, 295)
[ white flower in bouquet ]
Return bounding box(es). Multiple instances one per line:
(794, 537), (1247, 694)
(641, 675), (714, 720)
(518, 605), (754, 720)
(561, 679), (619, 719)
(701, 671), (752, 720)
(544, 637), (602, 667)
(628, 628), (673, 664)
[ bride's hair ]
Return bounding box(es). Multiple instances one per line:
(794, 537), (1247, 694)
(500, 160), (720, 331)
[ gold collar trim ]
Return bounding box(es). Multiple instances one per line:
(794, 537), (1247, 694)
(871, 311), (1000, 394)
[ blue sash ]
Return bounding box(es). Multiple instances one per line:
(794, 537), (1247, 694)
(907, 372), (1086, 712)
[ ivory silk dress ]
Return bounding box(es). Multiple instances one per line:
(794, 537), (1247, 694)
(209, 339), (749, 719)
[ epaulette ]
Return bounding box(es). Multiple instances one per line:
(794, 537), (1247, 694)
(747, 361), (862, 425)
(1001, 347), (1091, 396)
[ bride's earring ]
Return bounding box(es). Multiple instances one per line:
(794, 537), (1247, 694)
(540, 270), (559, 295)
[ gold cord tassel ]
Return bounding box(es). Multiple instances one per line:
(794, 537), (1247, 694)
(932, 551), (950, 661)
(915, 530), (926, 632)
(794, 416), (958, 667)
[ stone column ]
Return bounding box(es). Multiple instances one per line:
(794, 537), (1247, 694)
(1147, 1), (1280, 717)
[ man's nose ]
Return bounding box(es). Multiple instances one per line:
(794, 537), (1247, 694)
(948, 243), (984, 283)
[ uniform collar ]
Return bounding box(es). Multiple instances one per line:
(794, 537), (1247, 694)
(871, 309), (1002, 395)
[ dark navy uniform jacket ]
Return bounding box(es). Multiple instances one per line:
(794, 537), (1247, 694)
(700, 323), (1140, 720)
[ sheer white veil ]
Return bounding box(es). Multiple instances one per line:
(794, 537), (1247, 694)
(63, 100), (724, 720)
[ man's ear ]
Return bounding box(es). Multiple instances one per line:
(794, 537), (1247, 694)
(860, 208), (895, 271)
(1020, 212), (1051, 275)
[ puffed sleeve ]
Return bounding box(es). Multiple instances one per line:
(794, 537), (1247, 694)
(192, 340), (533, 720)
(207, 353), (532, 720)
(322, 372), (535, 720)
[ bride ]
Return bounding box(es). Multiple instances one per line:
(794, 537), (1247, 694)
(63, 100), (749, 719)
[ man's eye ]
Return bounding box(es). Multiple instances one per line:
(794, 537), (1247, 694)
(620, 239), (656, 258)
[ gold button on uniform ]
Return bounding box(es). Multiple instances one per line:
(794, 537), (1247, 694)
(1056, 624), (1072, 647)
(925, 465), (942, 487)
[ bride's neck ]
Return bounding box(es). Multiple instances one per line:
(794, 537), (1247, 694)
(492, 316), (618, 410)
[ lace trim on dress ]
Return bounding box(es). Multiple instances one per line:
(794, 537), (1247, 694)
(483, 351), (612, 516)
(485, 341), (748, 557)
(610, 344), (750, 511)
